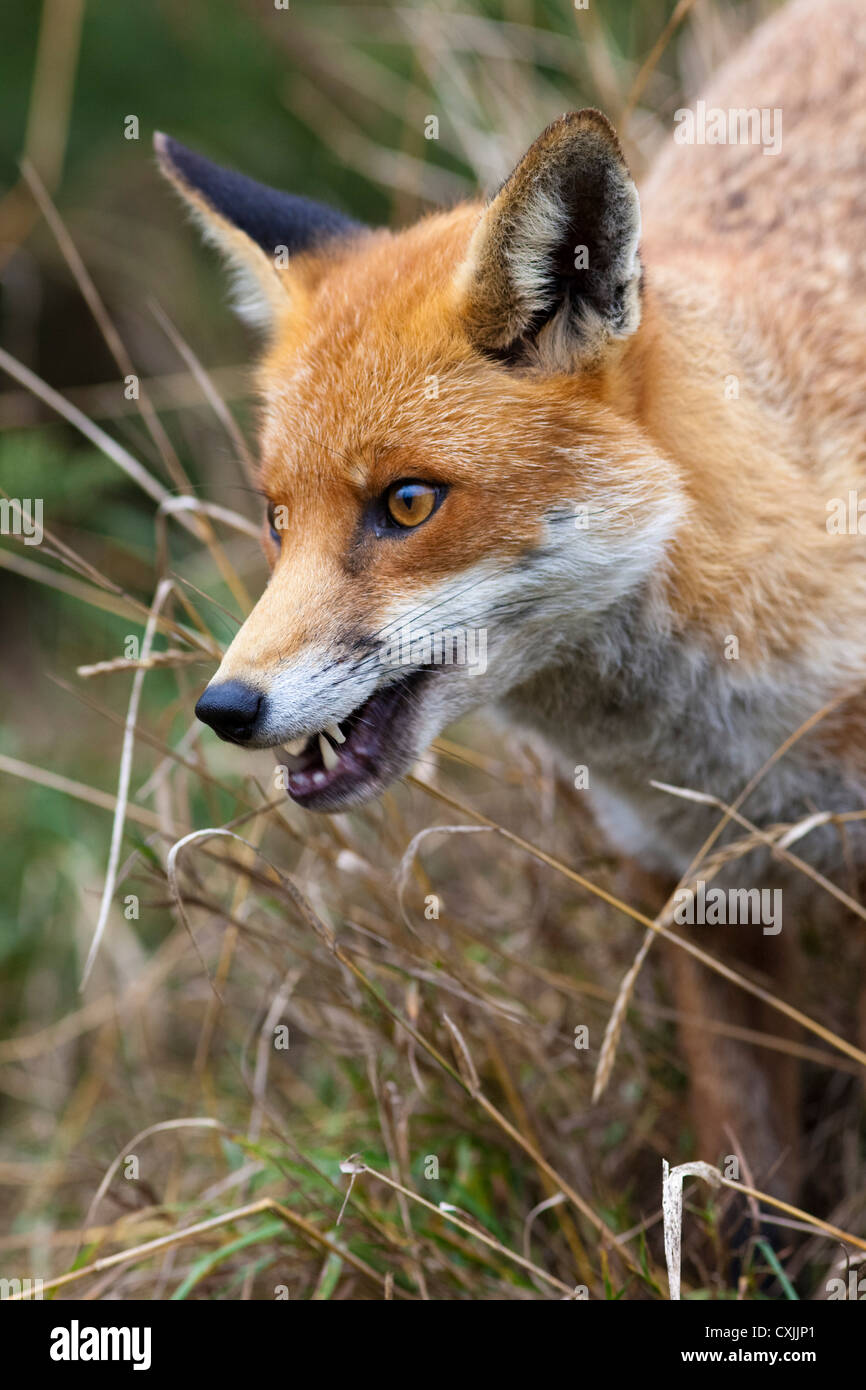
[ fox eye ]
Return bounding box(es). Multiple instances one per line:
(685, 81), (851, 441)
(384, 480), (442, 529)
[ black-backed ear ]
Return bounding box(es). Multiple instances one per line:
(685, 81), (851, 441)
(154, 133), (364, 330)
(456, 109), (642, 369)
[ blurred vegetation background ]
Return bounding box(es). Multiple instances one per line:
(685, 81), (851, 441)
(4, 0), (835, 1302)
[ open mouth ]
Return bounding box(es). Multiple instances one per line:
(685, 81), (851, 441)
(275, 668), (432, 811)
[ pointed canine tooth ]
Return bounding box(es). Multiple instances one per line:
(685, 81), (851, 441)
(326, 721), (346, 744)
(283, 736), (309, 756)
(319, 733), (340, 771)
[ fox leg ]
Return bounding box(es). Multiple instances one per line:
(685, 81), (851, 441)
(620, 862), (801, 1202)
(666, 932), (801, 1203)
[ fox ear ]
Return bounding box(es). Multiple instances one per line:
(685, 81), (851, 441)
(456, 109), (642, 368)
(154, 133), (363, 331)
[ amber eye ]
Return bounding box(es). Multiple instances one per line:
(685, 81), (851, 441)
(385, 480), (440, 529)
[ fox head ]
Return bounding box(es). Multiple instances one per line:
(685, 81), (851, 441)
(156, 112), (682, 812)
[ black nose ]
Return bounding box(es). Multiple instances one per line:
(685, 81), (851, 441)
(195, 680), (263, 744)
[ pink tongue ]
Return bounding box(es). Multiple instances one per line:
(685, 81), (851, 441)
(286, 741), (374, 800)
(286, 768), (326, 795)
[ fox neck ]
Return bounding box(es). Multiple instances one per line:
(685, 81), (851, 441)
(613, 266), (827, 647)
(499, 264), (848, 863)
(568, 258), (842, 665)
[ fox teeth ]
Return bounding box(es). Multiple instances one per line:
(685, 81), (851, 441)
(283, 736), (309, 756)
(325, 721), (346, 745)
(319, 733), (340, 771)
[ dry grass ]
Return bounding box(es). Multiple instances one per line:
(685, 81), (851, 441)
(1, 0), (864, 1302)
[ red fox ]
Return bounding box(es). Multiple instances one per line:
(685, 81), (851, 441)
(157, 0), (866, 1207)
